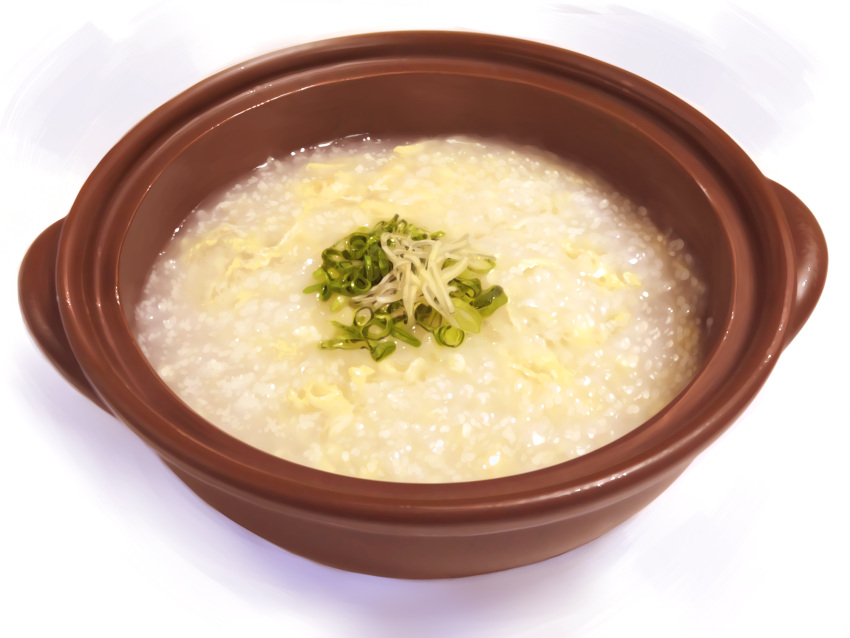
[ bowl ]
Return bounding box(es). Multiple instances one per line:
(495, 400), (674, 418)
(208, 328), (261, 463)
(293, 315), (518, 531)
(18, 31), (827, 578)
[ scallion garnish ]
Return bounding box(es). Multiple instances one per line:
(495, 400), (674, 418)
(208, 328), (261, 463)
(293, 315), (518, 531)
(434, 325), (465, 348)
(304, 215), (508, 360)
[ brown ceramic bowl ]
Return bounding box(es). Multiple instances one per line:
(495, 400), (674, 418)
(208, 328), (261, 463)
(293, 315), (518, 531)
(19, 32), (827, 578)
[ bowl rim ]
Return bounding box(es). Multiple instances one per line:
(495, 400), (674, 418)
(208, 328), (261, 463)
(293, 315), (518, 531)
(54, 30), (795, 527)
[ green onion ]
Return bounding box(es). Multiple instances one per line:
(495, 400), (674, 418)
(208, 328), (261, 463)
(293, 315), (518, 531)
(364, 315), (392, 340)
(369, 340), (396, 361)
(329, 295), (347, 312)
(434, 325), (465, 347)
(391, 323), (422, 347)
(472, 285), (508, 317)
(304, 215), (508, 359)
(446, 298), (483, 334)
(353, 307), (373, 327)
(414, 304), (443, 332)
(466, 256), (496, 273)
(451, 277), (482, 301)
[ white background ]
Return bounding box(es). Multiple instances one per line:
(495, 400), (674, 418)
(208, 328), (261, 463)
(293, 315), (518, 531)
(2, 1), (847, 636)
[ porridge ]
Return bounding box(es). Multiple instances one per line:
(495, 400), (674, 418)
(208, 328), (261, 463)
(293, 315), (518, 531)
(133, 136), (706, 482)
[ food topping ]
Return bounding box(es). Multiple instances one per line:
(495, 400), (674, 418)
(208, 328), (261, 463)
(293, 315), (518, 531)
(304, 215), (508, 360)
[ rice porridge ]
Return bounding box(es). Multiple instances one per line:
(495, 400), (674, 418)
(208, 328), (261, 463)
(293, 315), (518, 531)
(133, 136), (706, 482)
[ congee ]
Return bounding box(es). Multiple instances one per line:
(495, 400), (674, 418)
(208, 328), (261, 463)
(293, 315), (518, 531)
(133, 136), (707, 482)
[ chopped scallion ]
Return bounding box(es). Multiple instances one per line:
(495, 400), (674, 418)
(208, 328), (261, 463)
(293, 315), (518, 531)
(304, 215), (508, 359)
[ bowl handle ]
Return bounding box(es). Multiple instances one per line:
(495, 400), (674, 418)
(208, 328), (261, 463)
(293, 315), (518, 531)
(18, 218), (110, 413)
(769, 180), (828, 348)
